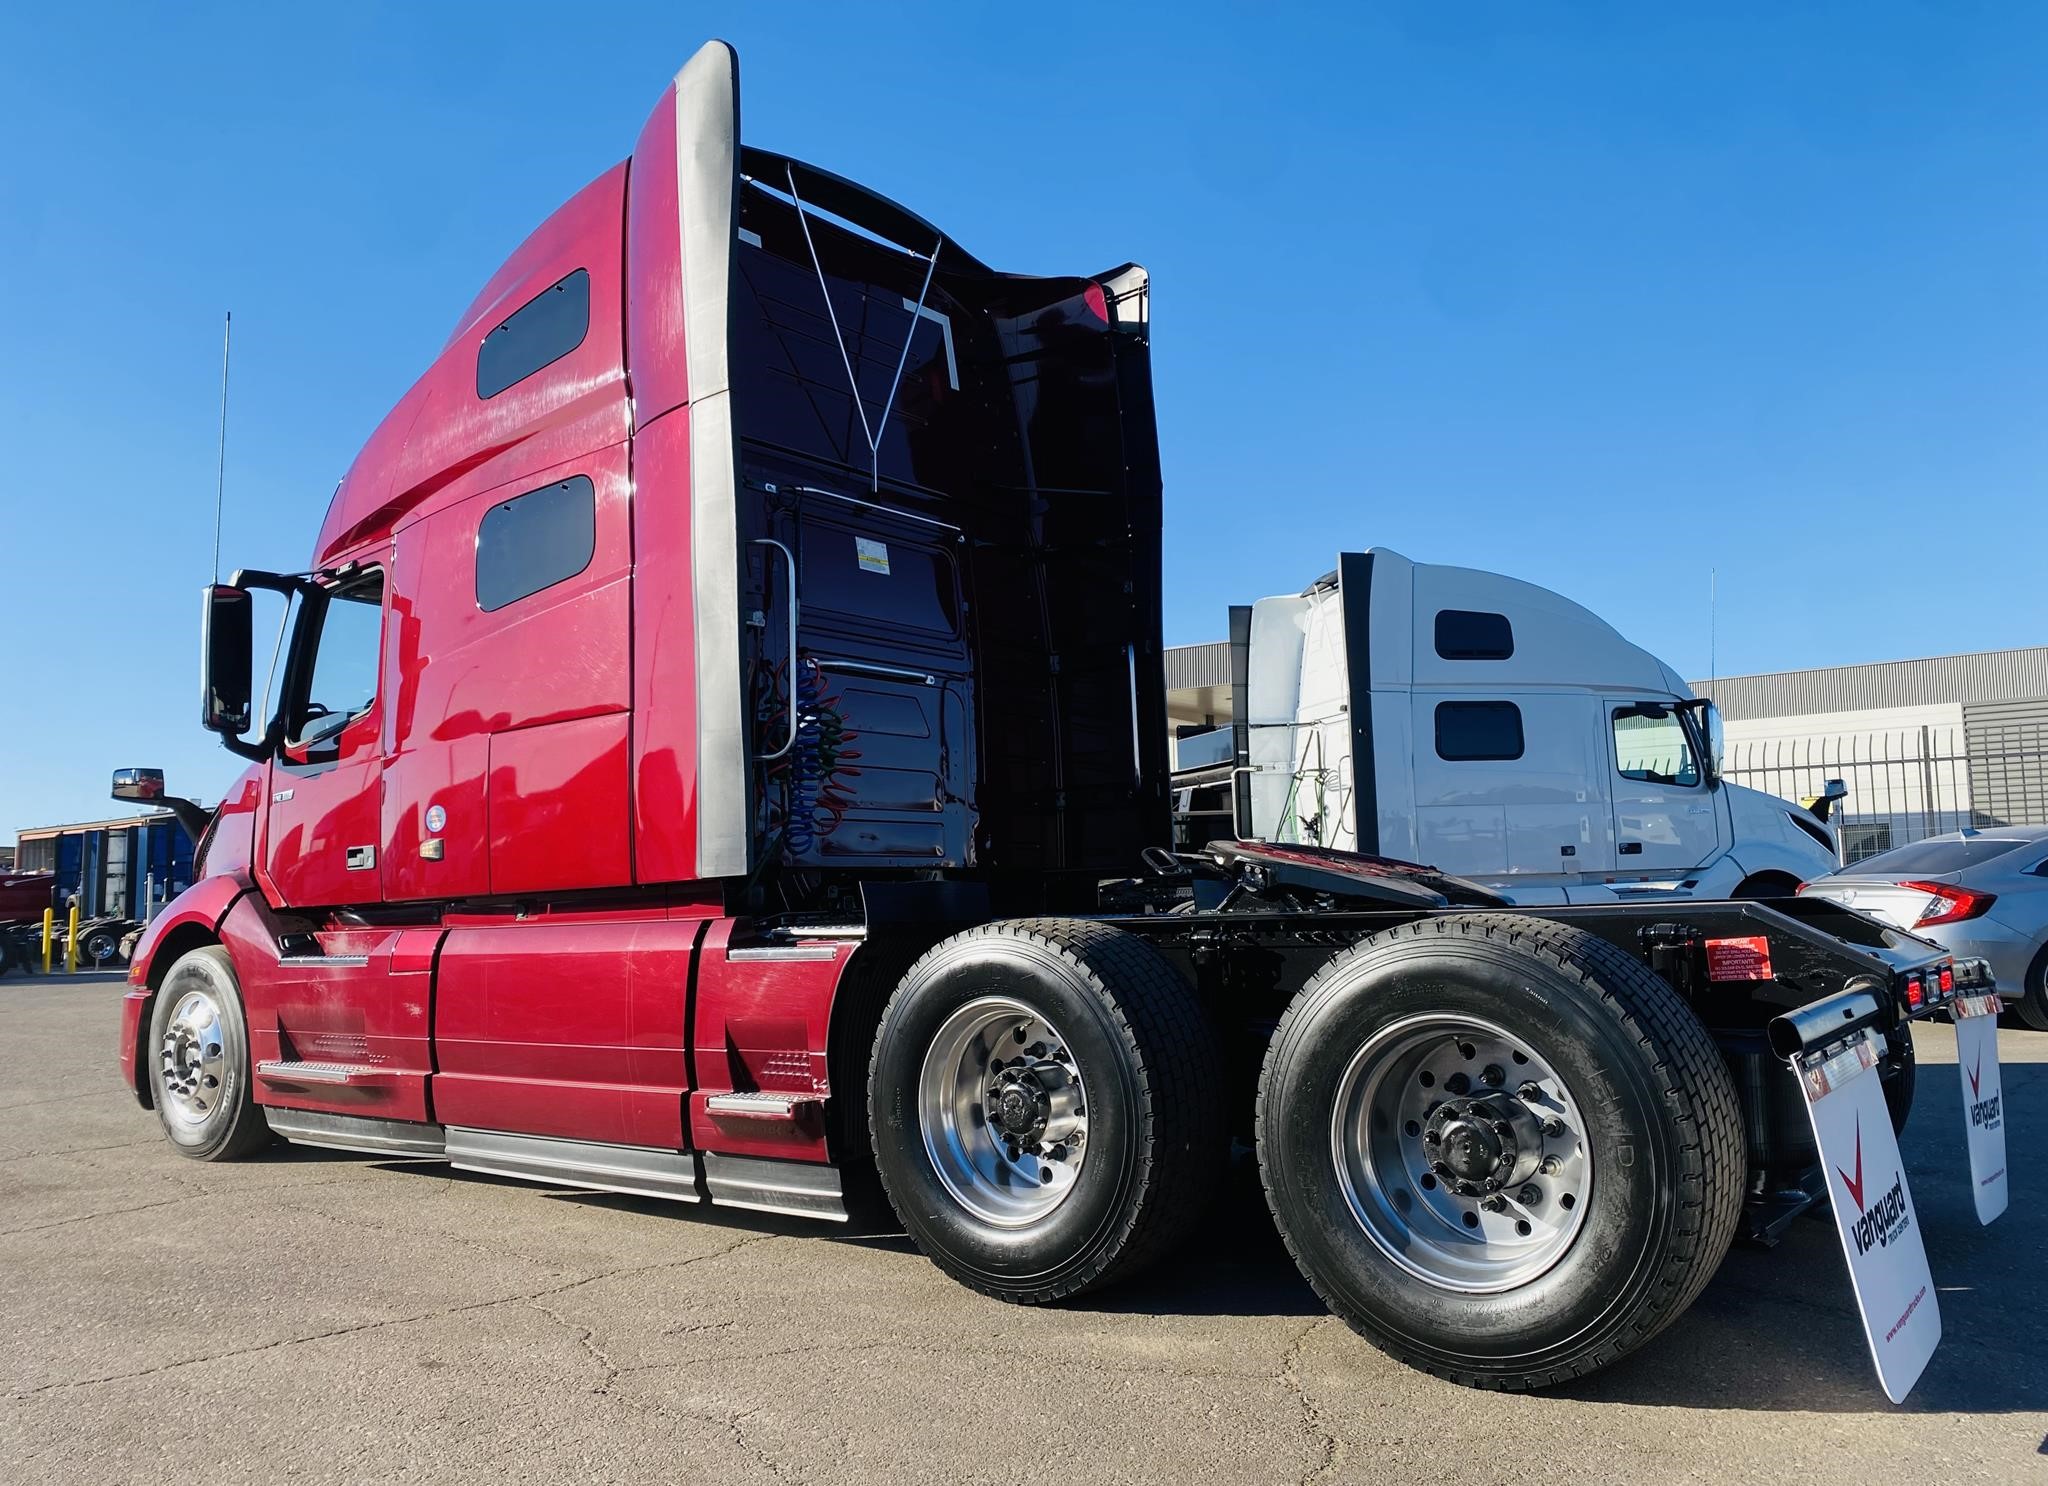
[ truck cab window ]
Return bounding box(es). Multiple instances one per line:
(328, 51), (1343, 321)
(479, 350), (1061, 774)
(1434, 700), (1524, 761)
(1612, 704), (1698, 787)
(295, 572), (383, 749)
(477, 476), (596, 611)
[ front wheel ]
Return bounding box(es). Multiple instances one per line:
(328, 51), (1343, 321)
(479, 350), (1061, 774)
(868, 919), (1223, 1304)
(1257, 913), (1744, 1390)
(146, 946), (271, 1160)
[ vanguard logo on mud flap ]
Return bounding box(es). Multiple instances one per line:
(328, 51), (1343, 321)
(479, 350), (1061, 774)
(1966, 1053), (2002, 1131)
(1837, 1116), (1911, 1256)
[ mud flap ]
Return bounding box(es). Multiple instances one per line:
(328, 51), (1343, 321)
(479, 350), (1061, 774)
(1791, 1028), (1940, 1403)
(1951, 993), (2007, 1225)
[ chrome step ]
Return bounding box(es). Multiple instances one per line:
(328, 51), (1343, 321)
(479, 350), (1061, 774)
(257, 1059), (394, 1087)
(704, 1091), (823, 1121)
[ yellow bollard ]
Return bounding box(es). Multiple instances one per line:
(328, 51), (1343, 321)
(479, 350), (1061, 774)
(41, 908), (53, 974)
(65, 905), (79, 973)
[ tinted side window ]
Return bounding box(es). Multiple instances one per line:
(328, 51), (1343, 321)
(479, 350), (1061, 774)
(1435, 701), (1524, 761)
(476, 269), (590, 399)
(1434, 610), (1514, 660)
(1611, 705), (1699, 787)
(294, 571), (383, 750)
(477, 477), (596, 612)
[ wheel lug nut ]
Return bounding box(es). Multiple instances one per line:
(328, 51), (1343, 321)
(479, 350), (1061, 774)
(1480, 1064), (1504, 1087)
(1539, 1155), (1562, 1175)
(1517, 1082), (1544, 1103)
(1482, 1195), (1507, 1213)
(1520, 1184), (1542, 1205)
(1543, 1119), (1565, 1139)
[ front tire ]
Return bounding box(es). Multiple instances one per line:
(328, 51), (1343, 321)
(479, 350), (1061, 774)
(1257, 913), (1743, 1390)
(868, 919), (1222, 1304)
(146, 946), (270, 1160)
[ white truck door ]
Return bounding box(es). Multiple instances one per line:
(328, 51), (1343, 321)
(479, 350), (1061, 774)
(1606, 700), (1718, 876)
(1412, 692), (1608, 884)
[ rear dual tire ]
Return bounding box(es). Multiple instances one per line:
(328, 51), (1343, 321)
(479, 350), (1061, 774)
(1257, 913), (1744, 1390)
(867, 919), (1222, 1304)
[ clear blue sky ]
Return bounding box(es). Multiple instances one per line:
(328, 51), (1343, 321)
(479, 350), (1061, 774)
(3, 3), (2043, 835)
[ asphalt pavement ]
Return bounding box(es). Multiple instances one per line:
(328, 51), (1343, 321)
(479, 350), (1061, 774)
(4, 970), (2044, 1484)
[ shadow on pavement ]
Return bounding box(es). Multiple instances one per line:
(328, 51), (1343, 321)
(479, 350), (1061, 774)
(327, 1036), (2046, 1413)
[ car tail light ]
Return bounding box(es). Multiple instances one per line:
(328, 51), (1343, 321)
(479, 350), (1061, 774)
(1901, 880), (1997, 927)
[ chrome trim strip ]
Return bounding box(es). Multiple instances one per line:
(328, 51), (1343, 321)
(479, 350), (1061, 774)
(677, 40), (749, 880)
(726, 944), (844, 961)
(277, 954), (371, 967)
(445, 1127), (701, 1203)
(702, 1152), (847, 1222)
(265, 1109), (446, 1157)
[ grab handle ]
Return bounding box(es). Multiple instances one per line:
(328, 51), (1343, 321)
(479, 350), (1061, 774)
(752, 538), (800, 761)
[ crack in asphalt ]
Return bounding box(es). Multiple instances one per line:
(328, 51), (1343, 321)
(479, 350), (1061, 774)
(0, 1139), (160, 1165)
(6, 1232), (779, 1401)
(0, 1192), (208, 1238)
(1278, 1315), (1341, 1484)
(528, 1298), (620, 1397)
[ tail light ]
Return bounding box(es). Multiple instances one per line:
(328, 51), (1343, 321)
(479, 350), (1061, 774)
(1938, 965), (1954, 996)
(1905, 974), (1924, 1008)
(1901, 880), (1997, 927)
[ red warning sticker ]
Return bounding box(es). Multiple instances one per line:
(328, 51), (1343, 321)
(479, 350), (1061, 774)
(1706, 935), (1774, 983)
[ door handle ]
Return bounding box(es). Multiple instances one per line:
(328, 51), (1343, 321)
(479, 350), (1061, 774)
(1619, 842), (1643, 855)
(345, 845), (377, 871)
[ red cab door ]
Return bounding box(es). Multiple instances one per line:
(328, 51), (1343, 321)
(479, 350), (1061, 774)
(263, 566), (388, 909)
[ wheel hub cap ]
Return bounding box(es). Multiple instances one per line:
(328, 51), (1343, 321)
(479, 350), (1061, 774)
(157, 988), (227, 1129)
(918, 999), (1091, 1227)
(1331, 1014), (1594, 1293)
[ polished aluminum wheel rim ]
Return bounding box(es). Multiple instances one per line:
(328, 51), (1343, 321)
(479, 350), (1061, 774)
(1331, 1013), (1592, 1294)
(918, 997), (1089, 1227)
(158, 988), (228, 1129)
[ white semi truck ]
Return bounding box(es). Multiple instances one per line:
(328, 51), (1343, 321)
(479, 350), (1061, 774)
(1175, 549), (1842, 903)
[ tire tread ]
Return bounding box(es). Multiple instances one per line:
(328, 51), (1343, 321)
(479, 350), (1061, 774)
(870, 918), (1223, 1304)
(1256, 912), (1744, 1391)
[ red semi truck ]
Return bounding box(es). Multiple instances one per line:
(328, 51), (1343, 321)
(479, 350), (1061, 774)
(123, 41), (1979, 1390)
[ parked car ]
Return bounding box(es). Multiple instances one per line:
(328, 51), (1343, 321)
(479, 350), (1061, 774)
(1801, 825), (2048, 1029)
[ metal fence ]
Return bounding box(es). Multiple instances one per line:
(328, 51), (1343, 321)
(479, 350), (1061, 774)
(1723, 722), (2048, 864)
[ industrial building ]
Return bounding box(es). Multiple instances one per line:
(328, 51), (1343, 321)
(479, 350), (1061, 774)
(1694, 646), (2048, 861)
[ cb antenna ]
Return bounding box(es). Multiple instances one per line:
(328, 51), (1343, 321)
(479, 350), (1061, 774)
(211, 311), (232, 583)
(1708, 565), (1718, 691)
